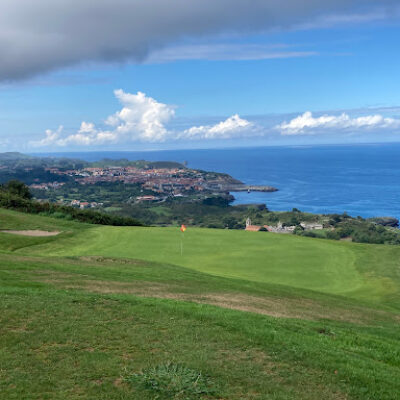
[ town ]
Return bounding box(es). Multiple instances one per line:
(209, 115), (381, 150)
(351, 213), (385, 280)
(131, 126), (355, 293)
(31, 165), (226, 198)
(26, 163), (277, 208)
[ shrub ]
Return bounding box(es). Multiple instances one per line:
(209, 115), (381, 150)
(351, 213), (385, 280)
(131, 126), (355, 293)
(293, 225), (304, 235)
(327, 230), (340, 240)
(223, 216), (238, 229)
(329, 214), (342, 225)
(266, 213), (279, 223)
(302, 231), (317, 238)
(52, 211), (67, 219)
(125, 362), (218, 399)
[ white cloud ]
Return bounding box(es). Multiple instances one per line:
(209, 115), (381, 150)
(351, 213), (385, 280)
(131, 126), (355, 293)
(147, 43), (317, 63)
(183, 115), (255, 139)
(0, 0), (397, 80)
(32, 90), (176, 146)
(32, 91), (255, 146)
(35, 126), (65, 146)
(296, 9), (390, 30)
(32, 93), (400, 148)
(0, 138), (10, 148)
(277, 111), (400, 135)
(106, 90), (176, 142)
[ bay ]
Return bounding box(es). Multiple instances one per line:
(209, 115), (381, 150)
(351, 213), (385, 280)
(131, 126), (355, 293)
(35, 142), (400, 219)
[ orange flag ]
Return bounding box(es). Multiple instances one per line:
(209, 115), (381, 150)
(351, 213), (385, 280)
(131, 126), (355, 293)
(180, 224), (187, 232)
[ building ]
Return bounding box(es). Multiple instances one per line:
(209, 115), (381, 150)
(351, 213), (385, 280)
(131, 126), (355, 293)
(300, 222), (324, 230)
(245, 218), (269, 232)
(245, 225), (263, 232)
(136, 195), (158, 202)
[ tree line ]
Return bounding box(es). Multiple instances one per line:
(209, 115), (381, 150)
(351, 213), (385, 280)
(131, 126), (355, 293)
(0, 180), (143, 227)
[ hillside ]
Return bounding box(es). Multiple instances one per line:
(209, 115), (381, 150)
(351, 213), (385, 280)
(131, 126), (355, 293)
(0, 208), (399, 399)
(0, 152), (35, 161)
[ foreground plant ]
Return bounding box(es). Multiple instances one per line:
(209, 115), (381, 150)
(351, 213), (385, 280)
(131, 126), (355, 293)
(125, 362), (218, 399)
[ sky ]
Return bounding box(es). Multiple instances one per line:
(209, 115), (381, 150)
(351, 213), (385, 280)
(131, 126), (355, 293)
(0, 0), (400, 152)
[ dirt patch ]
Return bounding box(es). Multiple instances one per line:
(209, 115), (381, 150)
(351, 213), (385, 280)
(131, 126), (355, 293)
(113, 378), (123, 387)
(1, 230), (60, 237)
(64, 280), (170, 295)
(195, 293), (376, 323)
(29, 271), (400, 325)
(31, 270), (81, 280)
(76, 256), (149, 267)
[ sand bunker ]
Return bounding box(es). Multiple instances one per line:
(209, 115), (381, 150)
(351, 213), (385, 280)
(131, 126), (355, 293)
(1, 230), (60, 237)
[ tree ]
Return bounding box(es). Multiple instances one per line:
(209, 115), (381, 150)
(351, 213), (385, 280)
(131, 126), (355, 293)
(293, 225), (304, 235)
(3, 180), (32, 200)
(202, 196), (231, 207)
(223, 216), (237, 229)
(288, 214), (300, 226)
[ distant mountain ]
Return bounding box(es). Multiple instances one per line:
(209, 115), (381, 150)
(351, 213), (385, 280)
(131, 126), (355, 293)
(0, 152), (35, 161)
(0, 152), (87, 170)
(0, 153), (185, 170)
(87, 158), (186, 169)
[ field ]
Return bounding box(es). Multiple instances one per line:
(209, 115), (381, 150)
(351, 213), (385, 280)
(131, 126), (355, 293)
(0, 208), (399, 399)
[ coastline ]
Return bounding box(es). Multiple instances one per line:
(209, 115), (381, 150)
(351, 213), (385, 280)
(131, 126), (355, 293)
(225, 184), (278, 193)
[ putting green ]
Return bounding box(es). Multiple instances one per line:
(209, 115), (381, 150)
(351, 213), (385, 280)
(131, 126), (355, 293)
(32, 225), (366, 296)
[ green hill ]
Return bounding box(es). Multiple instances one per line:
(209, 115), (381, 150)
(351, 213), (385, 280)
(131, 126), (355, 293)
(0, 208), (399, 399)
(0, 151), (35, 161)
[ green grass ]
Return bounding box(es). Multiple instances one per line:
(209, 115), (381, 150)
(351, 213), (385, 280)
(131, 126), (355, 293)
(21, 223), (400, 307)
(104, 206), (123, 213)
(0, 208), (399, 399)
(149, 205), (173, 216)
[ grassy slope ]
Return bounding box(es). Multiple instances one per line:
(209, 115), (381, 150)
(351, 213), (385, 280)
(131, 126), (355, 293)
(0, 208), (399, 400)
(24, 223), (400, 307)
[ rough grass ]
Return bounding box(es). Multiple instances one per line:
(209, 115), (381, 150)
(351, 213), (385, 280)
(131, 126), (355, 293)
(0, 208), (400, 399)
(24, 264), (398, 324)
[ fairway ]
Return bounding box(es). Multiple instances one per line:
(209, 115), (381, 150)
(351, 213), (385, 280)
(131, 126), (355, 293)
(23, 223), (399, 304)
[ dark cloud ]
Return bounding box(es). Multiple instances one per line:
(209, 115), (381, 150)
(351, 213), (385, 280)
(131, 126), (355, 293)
(0, 0), (397, 80)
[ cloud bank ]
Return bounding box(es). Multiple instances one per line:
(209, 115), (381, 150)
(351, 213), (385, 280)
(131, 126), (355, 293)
(32, 91), (400, 147)
(33, 89), (400, 147)
(0, 0), (398, 80)
(32, 90), (254, 147)
(277, 111), (400, 135)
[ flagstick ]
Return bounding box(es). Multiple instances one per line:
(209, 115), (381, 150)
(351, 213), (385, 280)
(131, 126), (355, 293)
(180, 232), (184, 256)
(179, 225), (186, 256)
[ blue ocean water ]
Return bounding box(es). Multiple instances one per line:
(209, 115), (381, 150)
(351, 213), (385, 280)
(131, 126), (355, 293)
(36, 143), (400, 219)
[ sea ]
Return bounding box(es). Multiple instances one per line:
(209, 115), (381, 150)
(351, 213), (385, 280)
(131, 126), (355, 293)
(36, 143), (400, 219)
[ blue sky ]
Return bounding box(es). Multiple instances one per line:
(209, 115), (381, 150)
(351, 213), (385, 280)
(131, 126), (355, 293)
(0, 1), (400, 152)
